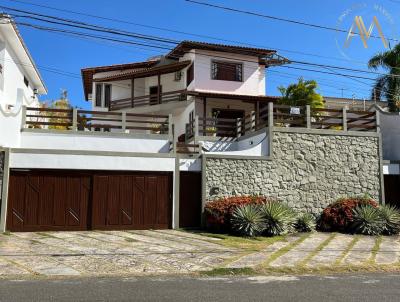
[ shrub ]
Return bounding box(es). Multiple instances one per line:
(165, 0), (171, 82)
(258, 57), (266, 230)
(260, 201), (297, 236)
(205, 196), (271, 232)
(231, 204), (266, 237)
(295, 213), (316, 232)
(318, 196), (378, 232)
(379, 205), (400, 235)
(349, 205), (385, 235)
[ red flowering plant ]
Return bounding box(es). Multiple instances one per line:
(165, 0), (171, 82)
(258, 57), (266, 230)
(204, 196), (272, 233)
(318, 195), (379, 232)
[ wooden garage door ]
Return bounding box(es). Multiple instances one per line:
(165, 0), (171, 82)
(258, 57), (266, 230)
(91, 172), (172, 230)
(6, 170), (90, 232)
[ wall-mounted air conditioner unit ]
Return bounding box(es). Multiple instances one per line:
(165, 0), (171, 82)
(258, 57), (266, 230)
(174, 71), (182, 81)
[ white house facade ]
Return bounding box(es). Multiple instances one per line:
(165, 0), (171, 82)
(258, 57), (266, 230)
(0, 37), (385, 233)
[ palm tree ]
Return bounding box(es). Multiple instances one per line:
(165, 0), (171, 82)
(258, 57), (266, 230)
(368, 44), (400, 112)
(278, 78), (324, 109)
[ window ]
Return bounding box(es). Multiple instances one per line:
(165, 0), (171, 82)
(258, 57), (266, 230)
(186, 64), (194, 86)
(211, 61), (243, 82)
(23, 76), (29, 87)
(104, 84), (111, 108)
(95, 84), (102, 107)
(149, 85), (162, 105)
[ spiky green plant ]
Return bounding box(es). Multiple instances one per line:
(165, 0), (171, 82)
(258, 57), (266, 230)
(379, 205), (400, 235)
(260, 202), (297, 236)
(231, 204), (266, 237)
(295, 213), (316, 232)
(350, 205), (385, 235)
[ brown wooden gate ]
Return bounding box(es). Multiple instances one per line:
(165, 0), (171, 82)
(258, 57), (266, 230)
(91, 172), (172, 230)
(7, 170), (172, 232)
(179, 171), (202, 228)
(7, 170), (90, 232)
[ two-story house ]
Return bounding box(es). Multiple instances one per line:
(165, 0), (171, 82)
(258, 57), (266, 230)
(0, 38), (383, 234)
(81, 41), (280, 143)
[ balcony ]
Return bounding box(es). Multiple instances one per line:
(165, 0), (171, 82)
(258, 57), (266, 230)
(185, 103), (378, 142)
(110, 89), (187, 111)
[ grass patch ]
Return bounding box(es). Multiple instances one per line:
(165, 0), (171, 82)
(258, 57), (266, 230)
(201, 267), (257, 277)
(298, 233), (337, 267)
(257, 262), (400, 275)
(334, 235), (360, 266)
(368, 236), (383, 264)
(192, 231), (286, 251)
(263, 233), (311, 267)
(2, 231), (11, 236)
(124, 238), (137, 243)
(37, 232), (58, 239)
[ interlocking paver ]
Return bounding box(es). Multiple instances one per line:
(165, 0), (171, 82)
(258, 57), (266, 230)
(139, 230), (233, 252)
(269, 233), (330, 267)
(307, 234), (354, 267)
(2, 231), (400, 278)
(342, 236), (376, 265)
(375, 236), (400, 265)
(0, 257), (30, 275)
(3, 255), (81, 276)
(0, 230), (239, 277)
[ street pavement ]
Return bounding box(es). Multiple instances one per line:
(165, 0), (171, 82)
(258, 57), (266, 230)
(0, 273), (399, 301)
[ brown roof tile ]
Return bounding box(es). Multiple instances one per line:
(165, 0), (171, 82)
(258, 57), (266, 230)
(167, 40), (276, 59)
(81, 60), (158, 100)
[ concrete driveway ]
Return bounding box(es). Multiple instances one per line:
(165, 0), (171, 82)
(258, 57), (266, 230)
(0, 230), (237, 278)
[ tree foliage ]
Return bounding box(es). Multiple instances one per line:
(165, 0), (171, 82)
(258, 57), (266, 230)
(47, 89), (72, 130)
(368, 44), (400, 112)
(278, 78), (325, 109)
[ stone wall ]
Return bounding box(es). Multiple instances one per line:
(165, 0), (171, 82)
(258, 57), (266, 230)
(205, 131), (381, 214)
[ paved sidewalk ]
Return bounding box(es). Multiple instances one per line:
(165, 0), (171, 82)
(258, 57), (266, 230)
(1, 231), (399, 278)
(0, 230), (237, 278)
(226, 233), (400, 269)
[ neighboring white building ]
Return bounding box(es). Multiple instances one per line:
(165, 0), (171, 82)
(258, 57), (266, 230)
(0, 15), (47, 147)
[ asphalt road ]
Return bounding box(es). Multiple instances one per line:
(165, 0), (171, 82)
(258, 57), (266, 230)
(0, 273), (399, 302)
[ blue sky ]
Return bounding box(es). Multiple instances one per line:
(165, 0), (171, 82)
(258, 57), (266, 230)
(4, 0), (400, 109)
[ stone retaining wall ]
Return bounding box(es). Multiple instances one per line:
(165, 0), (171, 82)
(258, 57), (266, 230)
(205, 131), (381, 214)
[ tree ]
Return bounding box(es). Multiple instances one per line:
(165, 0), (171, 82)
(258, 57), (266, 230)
(46, 89), (72, 130)
(278, 78), (324, 110)
(368, 44), (400, 112)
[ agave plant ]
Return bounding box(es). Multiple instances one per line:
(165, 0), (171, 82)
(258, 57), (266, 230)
(260, 202), (297, 236)
(295, 213), (316, 233)
(231, 204), (265, 237)
(349, 205), (385, 235)
(379, 205), (400, 235)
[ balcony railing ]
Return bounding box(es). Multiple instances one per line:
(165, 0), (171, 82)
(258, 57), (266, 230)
(110, 89), (187, 111)
(23, 107), (171, 135)
(185, 103), (378, 141)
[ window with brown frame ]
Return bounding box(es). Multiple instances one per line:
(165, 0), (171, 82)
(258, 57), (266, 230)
(186, 64), (194, 86)
(95, 84), (102, 107)
(104, 84), (111, 108)
(211, 61), (243, 82)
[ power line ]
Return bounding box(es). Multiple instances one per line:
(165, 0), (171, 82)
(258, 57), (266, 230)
(4, 3), (400, 81)
(1, 0), (386, 68)
(1, 5), (395, 99)
(185, 0), (399, 42)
